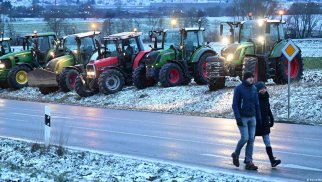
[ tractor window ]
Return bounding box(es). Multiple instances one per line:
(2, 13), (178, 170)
(105, 40), (117, 52)
(128, 38), (139, 54)
(164, 30), (181, 49)
(1, 41), (11, 53)
(185, 31), (199, 47)
(48, 36), (56, 48)
(37, 36), (51, 52)
(80, 37), (95, 54)
(240, 21), (264, 43)
(198, 31), (204, 46)
(64, 36), (78, 51)
(266, 24), (279, 45)
(278, 24), (285, 40)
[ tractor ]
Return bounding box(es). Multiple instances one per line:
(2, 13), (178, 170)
(206, 18), (303, 91)
(28, 31), (102, 94)
(75, 31), (149, 97)
(0, 32), (62, 89)
(133, 27), (217, 89)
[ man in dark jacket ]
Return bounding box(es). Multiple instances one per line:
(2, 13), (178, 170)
(255, 81), (281, 167)
(231, 71), (261, 170)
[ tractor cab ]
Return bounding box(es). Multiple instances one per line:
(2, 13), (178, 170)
(149, 29), (166, 51)
(23, 32), (59, 66)
(63, 31), (101, 66)
(0, 37), (12, 56)
(180, 28), (206, 60)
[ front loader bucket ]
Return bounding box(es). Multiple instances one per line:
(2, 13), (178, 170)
(28, 68), (58, 87)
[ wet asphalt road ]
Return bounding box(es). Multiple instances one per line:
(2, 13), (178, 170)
(0, 98), (321, 181)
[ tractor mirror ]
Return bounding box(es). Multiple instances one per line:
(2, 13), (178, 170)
(265, 24), (271, 34)
(220, 24), (223, 36)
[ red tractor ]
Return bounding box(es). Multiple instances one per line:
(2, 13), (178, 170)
(75, 32), (150, 97)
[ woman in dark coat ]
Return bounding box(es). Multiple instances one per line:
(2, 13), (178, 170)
(255, 82), (281, 167)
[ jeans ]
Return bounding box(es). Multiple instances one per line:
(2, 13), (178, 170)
(234, 116), (256, 163)
(262, 134), (271, 147)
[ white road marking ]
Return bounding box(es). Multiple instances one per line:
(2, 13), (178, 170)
(201, 153), (322, 172)
(69, 125), (322, 159)
(11, 112), (73, 119)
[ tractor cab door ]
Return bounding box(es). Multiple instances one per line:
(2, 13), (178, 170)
(79, 36), (96, 66)
(0, 40), (11, 55)
(265, 23), (285, 53)
(33, 35), (56, 66)
(183, 31), (200, 60)
(121, 37), (139, 73)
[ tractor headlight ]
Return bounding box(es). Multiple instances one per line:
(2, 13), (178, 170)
(0, 63), (5, 69)
(257, 36), (265, 45)
(86, 64), (96, 78)
(50, 52), (55, 58)
(226, 54), (234, 62)
(221, 37), (229, 45)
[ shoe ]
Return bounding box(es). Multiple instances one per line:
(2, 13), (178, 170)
(231, 152), (239, 167)
(266, 147), (281, 167)
(245, 161), (258, 170)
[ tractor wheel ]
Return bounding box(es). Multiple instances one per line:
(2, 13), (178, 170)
(98, 69), (125, 95)
(159, 63), (183, 87)
(75, 76), (99, 97)
(208, 77), (225, 91)
(243, 57), (259, 82)
(8, 65), (32, 89)
(274, 54), (303, 84)
(182, 76), (192, 85)
(59, 68), (79, 92)
(133, 65), (157, 89)
(39, 87), (59, 95)
(194, 52), (215, 85)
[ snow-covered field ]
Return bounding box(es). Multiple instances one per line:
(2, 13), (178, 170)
(0, 137), (275, 182)
(0, 69), (321, 125)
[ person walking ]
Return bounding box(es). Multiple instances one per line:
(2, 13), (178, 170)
(231, 71), (261, 170)
(255, 81), (281, 167)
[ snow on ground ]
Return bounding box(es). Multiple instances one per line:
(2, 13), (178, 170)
(0, 137), (273, 182)
(0, 69), (321, 125)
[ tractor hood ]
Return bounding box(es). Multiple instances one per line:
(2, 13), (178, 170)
(145, 48), (175, 67)
(46, 54), (75, 73)
(0, 50), (32, 62)
(91, 57), (119, 70)
(221, 42), (254, 64)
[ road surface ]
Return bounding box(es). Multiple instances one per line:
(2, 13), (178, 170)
(0, 98), (321, 181)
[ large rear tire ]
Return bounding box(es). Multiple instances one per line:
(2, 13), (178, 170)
(194, 52), (215, 85)
(159, 63), (183, 87)
(133, 65), (157, 89)
(59, 68), (79, 92)
(274, 54), (303, 84)
(208, 77), (225, 91)
(98, 69), (125, 95)
(75, 75), (99, 97)
(8, 65), (32, 89)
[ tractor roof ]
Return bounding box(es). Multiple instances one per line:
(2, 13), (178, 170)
(104, 32), (142, 40)
(63, 31), (101, 39)
(163, 28), (205, 32)
(0, 38), (11, 42)
(24, 32), (56, 38)
(241, 19), (286, 24)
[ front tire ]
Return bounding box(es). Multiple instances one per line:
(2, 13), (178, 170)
(243, 57), (259, 82)
(39, 87), (59, 95)
(133, 65), (157, 89)
(59, 68), (79, 92)
(75, 75), (99, 97)
(98, 69), (125, 95)
(8, 65), (32, 89)
(274, 54), (303, 84)
(208, 77), (225, 91)
(159, 63), (183, 87)
(194, 52), (215, 85)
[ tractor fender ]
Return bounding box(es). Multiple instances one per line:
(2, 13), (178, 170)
(100, 66), (126, 78)
(63, 65), (83, 73)
(269, 39), (301, 58)
(191, 48), (217, 63)
(132, 51), (150, 70)
(15, 62), (33, 70)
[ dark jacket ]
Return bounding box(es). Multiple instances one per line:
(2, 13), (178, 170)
(232, 81), (261, 121)
(256, 92), (274, 136)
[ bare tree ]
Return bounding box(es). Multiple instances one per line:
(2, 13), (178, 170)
(232, 0), (278, 20)
(288, 2), (321, 38)
(6, 21), (16, 38)
(102, 18), (113, 36)
(147, 17), (160, 30)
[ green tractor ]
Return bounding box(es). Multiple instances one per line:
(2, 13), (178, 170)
(206, 18), (304, 90)
(0, 32), (62, 89)
(133, 27), (217, 89)
(28, 31), (102, 94)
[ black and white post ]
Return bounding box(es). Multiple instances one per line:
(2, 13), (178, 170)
(45, 106), (51, 147)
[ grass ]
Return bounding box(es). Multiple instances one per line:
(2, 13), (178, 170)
(303, 57), (322, 69)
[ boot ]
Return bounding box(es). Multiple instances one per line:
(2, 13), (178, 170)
(231, 152), (240, 167)
(245, 161), (258, 170)
(266, 147), (281, 167)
